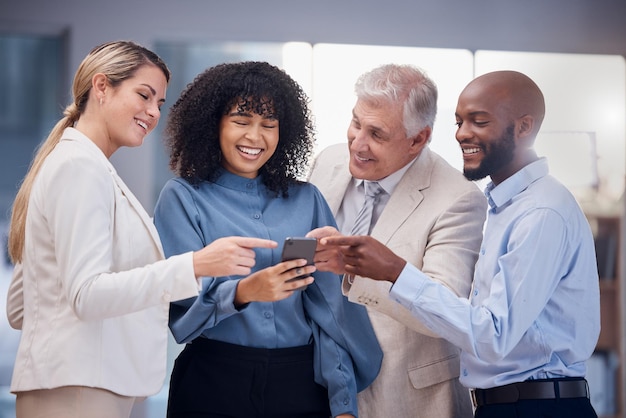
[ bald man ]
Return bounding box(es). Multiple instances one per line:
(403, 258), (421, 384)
(320, 71), (600, 418)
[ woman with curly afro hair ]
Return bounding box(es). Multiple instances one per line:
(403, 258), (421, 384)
(153, 61), (382, 418)
(165, 60), (313, 195)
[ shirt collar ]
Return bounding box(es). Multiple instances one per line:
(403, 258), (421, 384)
(485, 158), (549, 210)
(214, 167), (265, 192)
(354, 155), (418, 196)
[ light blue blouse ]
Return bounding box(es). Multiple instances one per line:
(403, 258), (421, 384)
(390, 158), (600, 389)
(154, 169), (382, 416)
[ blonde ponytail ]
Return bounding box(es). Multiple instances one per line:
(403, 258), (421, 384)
(7, 105), (77, 263)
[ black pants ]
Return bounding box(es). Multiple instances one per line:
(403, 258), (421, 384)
(167, 338), (331, 418)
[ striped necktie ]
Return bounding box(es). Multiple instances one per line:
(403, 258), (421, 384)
(350, 181), (384, 236)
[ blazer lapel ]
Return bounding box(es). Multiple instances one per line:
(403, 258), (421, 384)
(110, 169), (164, 255)
(325, 163), (353, 215)
(310, 146), (353, 215)
(371, 148), (434, 244)
(62, 129), (165, 256)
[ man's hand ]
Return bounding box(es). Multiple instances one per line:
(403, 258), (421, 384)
(306, 226), (347, 274)
(320, 235), (406, 283)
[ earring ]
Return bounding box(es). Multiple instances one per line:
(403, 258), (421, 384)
(99, 97), (103, 105)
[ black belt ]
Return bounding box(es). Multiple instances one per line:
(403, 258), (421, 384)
(471, 378), (590, 408)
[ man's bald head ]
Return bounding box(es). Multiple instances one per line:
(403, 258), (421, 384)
(455, 70), (546, 184)
(461, 70), (546, 138)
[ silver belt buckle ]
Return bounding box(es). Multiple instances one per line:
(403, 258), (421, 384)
(470, 389), (478, 408)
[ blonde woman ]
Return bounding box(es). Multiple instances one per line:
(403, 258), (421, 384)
(6, 41), (273, 418)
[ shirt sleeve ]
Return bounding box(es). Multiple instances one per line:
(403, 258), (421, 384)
(44, 152), (197, 320)
(154, 179), (241, 343)
(409, 188), (486, 336)
(304, 186), (383, 417)
(390, 208), (569, 363)
(305, 288), (357, 417)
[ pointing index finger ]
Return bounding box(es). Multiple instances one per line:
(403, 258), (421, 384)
(320, 236), (360, 246)
(236, 237), (278, 249)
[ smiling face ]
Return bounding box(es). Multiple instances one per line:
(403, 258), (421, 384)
(454, 71), (546, 185)
(457, 120), (516, 182)
(454, 90), (519, 184)
(95, 64), (167, 157)
(219, 101), (279, 179)
(347, 98), (426, 181)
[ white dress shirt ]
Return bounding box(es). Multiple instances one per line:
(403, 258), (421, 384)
(336, 157), (417, 235)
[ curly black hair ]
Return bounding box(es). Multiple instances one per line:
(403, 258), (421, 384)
(165, 61), (315, 197)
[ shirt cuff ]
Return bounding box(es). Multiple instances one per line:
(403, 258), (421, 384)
(198, 277), (240, 316)
(219, 279), (242, 315)
(341, 274), (354, 296)
(389, 263), (429, 309)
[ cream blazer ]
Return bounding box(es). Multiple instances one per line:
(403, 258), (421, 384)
(309, 144), (487, 418)
(6, 128), (198, 397)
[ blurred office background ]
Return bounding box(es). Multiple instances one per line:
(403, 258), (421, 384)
(1, 1), (626, 417)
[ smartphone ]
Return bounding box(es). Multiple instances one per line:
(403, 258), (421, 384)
(281, 237), (317, 289)
(281, 237), (317, 265)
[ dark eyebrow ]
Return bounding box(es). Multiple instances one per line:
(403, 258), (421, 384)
(468, 111), (490, 118)
(140, 83), (166, 104)
(140, 83), (157, 96)
(455, 110), (491, 120)
(228, 110), (252, 117)
(228, 110), (277, 121)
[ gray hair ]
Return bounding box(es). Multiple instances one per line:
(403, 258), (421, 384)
(354, 63), (438, 140)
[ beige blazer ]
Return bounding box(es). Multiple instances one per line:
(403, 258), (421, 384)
(6, 128), (198, 397)
(309, 144), (487, 418)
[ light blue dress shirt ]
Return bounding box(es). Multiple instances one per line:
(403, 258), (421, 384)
(389, 158), (600, 389)
(154, 169), (383, 416)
